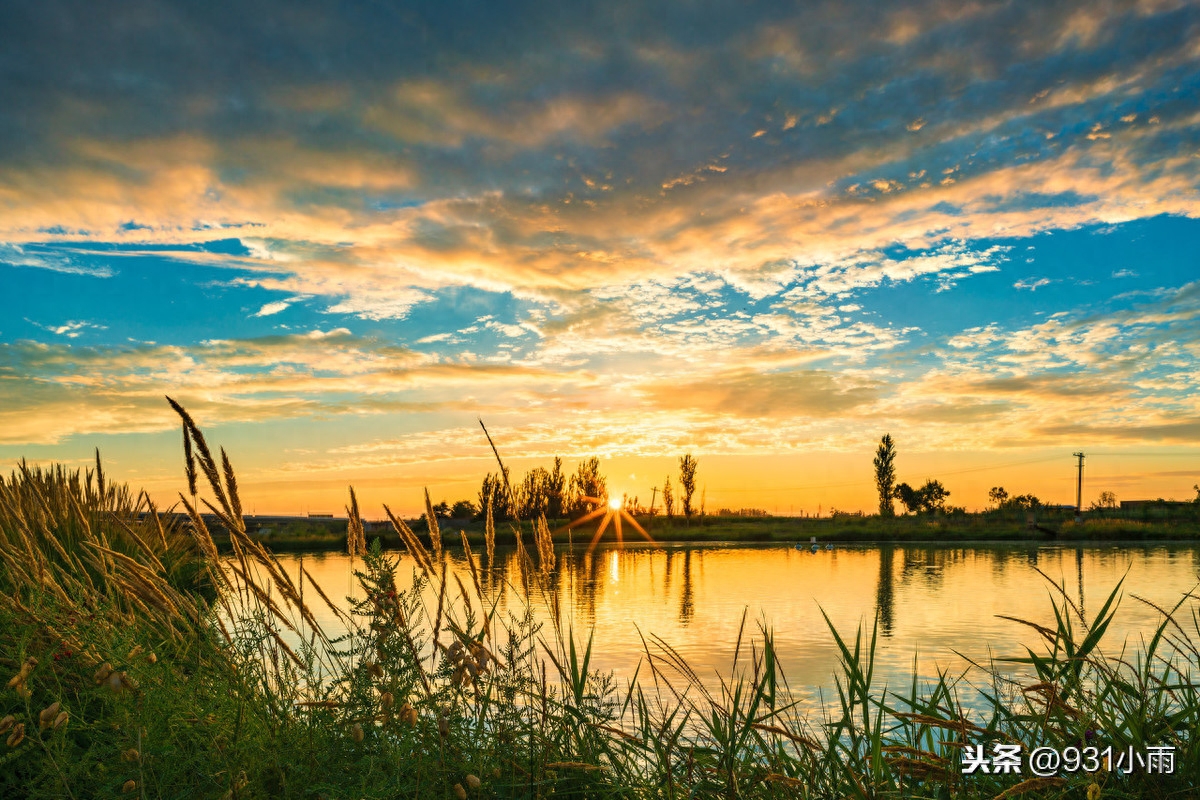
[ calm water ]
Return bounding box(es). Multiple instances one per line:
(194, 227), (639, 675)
(261, 542), (1200, 709)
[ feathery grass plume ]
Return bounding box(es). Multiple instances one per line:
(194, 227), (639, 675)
(220, 448), (243, 522)
(346, 487), (366, 558)
(423, 487), (442, 561)
(535, 514), (554, 574)
(478, 419), (518, 519)
(165, 396), (235, 527)
(484, 495), (495, 572)
(182, 421), (197, 497)
(459, 530), (486, 607)
(383, 504), (432, 574)
(94, 448), (106, 508)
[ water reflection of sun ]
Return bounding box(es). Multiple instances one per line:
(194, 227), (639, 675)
(562, 495), (653, 552)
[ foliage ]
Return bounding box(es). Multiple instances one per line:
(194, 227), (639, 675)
(662, 476), (675, 518)
(989, 486), (1009, 507)
(1090, 491), (1118, 511)
(873, 434), (897, 517)
(450, 499), (478, 519)
(679, 454), (698, 519)
(478, 470), (511, 522)
(893, 479), (950, 514)
(566, 457), (606, 518)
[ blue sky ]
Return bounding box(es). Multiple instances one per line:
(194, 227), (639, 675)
(1, 0), (1198, 513)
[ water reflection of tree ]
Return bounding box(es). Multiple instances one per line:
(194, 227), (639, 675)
(875, 546), (895, 637)
(569, 550), (606, 625)
(679, 549), (694, 625)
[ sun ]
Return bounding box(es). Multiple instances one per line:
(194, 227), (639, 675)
(559, 495), (654, 553)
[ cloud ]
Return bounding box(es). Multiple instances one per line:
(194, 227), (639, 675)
(0, 244), (114, 278)
(1013, 278), (1054, 291)
(25, 319), (107, 339)
(641, 369), (881, 419)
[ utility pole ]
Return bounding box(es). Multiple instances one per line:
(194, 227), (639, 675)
(1073, 452), (1085, 521)
(649, 486), (658, 515)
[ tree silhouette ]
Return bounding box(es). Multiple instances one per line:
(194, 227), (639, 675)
(663, 476), (675, 518)
(547, 457), (565, 519)
(988, 486), (1009, 508)
(873, 434), (897, 517)
(567, 457), (607, 517)
(679, 455), (698, 518)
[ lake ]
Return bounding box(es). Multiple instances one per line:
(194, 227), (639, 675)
(257, 541), (1200, 711)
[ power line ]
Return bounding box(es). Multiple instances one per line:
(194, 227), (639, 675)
(706, 455), (1067, 493)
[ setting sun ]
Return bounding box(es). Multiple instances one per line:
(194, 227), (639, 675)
(608, 496), (622, 511)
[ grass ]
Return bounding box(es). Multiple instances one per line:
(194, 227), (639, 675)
(1, 403), (1197, 798)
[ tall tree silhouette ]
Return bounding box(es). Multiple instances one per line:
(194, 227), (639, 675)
(873, 434), (897, 517)
(679, 455), (698, 519)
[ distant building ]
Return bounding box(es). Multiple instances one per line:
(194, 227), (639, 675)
(308, 512), (334, 518)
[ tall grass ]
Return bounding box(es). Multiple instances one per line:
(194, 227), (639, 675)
(1, 403), (1197, 798)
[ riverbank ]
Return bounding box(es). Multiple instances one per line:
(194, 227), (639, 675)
(221, 510), (1200, 553)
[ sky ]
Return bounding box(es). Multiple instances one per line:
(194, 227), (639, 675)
(1, 0), (1199, 516)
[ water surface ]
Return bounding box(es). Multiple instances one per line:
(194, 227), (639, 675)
(261, 542), (1200, 709)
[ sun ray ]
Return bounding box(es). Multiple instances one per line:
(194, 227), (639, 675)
(588, 512), (613, 551)
(614, 511), (623, 545)
(621, 509), (654, 542)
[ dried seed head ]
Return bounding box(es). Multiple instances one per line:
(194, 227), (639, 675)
(400, 703), (417, 727)
(437, 715), (450, 737)
(145, 652), (157, 664)
(126, 646), (144, 661)
(107, 671), (126, 693)
(5, 673), (24, 690)
(38, 702), (61, 729)
(351, 722), (364, 743)
(365, 661), (384, 679)
(1087, 785), (1101, 800)
(122, 779), (137, 793)
(121, 748), (140, 762)
(453, 783), (467, 800)
(0, 715), (14, 734)
(94, 662), (114, 684)
(6, 723), (25, 748)
(51, 711), (68, 731)
(465, 774), (481, 790)
(379, 691), (394, 709)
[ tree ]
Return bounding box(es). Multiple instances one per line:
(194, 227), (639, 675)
(873, 434), (897, 516)
(663, 476), (675, 518)
(547, 457), (565, 519)
(450, 499), (477, 519)
(894, 480), (950, 514)
(679, 454), (698, 518)
(478, 470), (510, 521)
(893, 482), (921, 514)
(917, 479), (949, 513)
(517, 466), (551, 519)
(432, 500), (452, 519)
(988, 486), (1009, 508)
(1089, 491), (1117, 511)
(567, 457), (607, 517)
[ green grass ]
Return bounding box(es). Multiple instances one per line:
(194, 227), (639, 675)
(2, 406), (1198, 798)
